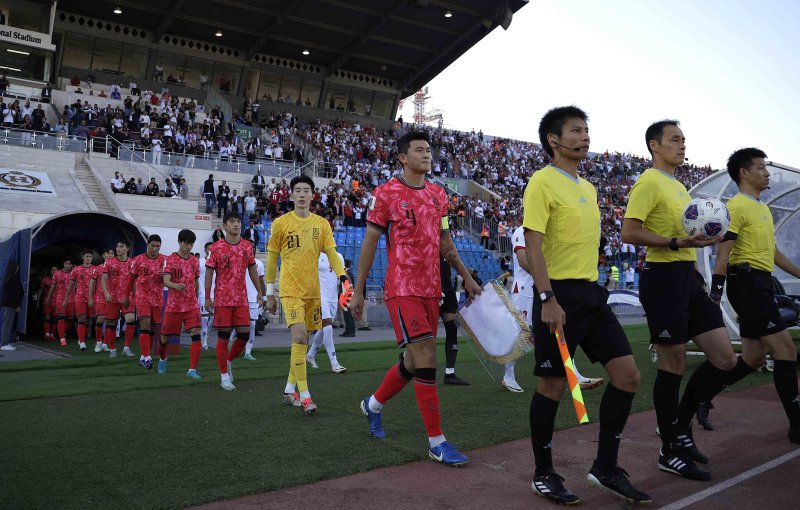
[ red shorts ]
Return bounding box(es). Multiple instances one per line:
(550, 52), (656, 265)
(213, 305), (250, 329)
(104, 302), (134, 320)
(44, 302), (55, 316)
(136, 304), (163, 324)
(385, 296), (439, 347)
(75, 301), (90, 317)
(55, 301), (76, 317)
(162, 310), (201, 336)
(93, 300), (105, 317)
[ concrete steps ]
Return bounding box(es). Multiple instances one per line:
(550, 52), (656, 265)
(74, 159), (115, 214)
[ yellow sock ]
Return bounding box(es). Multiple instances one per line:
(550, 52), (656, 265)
(292, 343), (309, 397)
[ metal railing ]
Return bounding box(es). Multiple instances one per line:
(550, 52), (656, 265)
(0, 127), (88, 153)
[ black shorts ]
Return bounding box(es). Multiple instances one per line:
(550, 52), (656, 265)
(638, 262), (724, 344)
(439, 289), (458, 315)
(726, 268), (786, 338)
(532, 280), (632, 377)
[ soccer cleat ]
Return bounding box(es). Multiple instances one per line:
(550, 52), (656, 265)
(789, 428), (800, 444)
(443, 374), (470, 385)
(697, 401), (714, 431)
(502, 379), (524, 393)
(101, 344), (110, 352)
(144, 358), (153, 370)
(0, 344), (16, 351)
(673, 425), (708, 464)
(243, 352), (256, 361)
(94, 342), (102, 353)
(220, 380), (236, 391)
(157, 359), (167, 374)
(301, 398), (318, 415)
(78, 342), (87, 351)
(658, 448), (711, 481)
(360, 397), (386, 439)
(186, 369), (202, 379)
(138, 358), (148, 368)
(428, 441), (469, 467)
(122, 347), (135, 358)
(578, 377), (604, 391)
(282, 392), (302, 407)
(202, 343), (210, 351)
(587, 463), (652, 503)
(109, 349), (117, 358)
(306, 356), (318, 368)
(531, 471), (581, 505)
(331, 364), (347, 374)
(60, 339), (67, 346)
(227, 360), (233, 382)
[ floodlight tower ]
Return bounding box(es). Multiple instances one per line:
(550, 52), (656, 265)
(413, 87), (430, 126)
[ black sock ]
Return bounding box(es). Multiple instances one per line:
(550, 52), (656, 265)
(443, 320), (458, 370)
(654, 369), (682, 450)
(773, 360), (800, 429)
(595, 384), (635, 471)
(676, 358), (755, 429)
(530, 392), (560, 475)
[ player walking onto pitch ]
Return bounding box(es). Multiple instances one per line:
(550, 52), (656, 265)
(160, 229), (204, 378)
(526, 107), (649, 504)
(265, 175), (348, 415)
(89, 249), (114, 352)
(198, 242), (213, 350)
(228, 240), (265, 361)
(206, 213), (263, 390)
(306, 250), (348, 373)
(65, 250), (95, 350)
(622, 120), (756, 481)
(127, 235), (167, 369)
(711, 148), (800, 444)
(101, 240), (135, 358)
(40, 266), (56, 341)
(48, 257), (74, 346)
(350, 131), (481, 467)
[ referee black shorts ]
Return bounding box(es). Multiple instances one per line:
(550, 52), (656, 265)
(532, 280), (632, 378)
(638, 261), (724, 345)
(439, 289), (458, 315)
(726, 267), (786, 338)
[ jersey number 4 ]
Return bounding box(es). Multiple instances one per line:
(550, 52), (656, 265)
(287, 234), (301, 248)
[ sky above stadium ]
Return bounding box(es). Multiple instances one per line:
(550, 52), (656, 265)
(398, 0), (799, 169)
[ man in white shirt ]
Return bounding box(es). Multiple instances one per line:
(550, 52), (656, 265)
(198, 242), (213, 349)
(110, 171), (125, 193)
(306, 251), (347, 373)
(244, 190), (257, 218)
(624, 263), (636, 290)
(233, 241), (265, 360)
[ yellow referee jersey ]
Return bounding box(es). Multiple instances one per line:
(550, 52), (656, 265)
(267, 212), (341, 298)
(523, 166), (600, 281)
(727, 193), (776, 272)
(625, 168), (695, 263)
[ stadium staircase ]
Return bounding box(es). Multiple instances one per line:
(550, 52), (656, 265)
(73, 158), (115, 215)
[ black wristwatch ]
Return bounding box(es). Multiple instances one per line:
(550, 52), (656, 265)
(669, 237), (679, 251)
(539, 290), (555, 303)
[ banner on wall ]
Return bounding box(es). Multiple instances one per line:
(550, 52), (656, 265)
(0, 168), (57, 196)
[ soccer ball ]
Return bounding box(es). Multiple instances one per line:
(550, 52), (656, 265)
(682, 198), (730, 238)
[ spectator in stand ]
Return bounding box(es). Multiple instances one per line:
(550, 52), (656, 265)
(251, 168), (266, 195)
(216, 180), (230, 218)
(145, 177), (159, 196)
(244, 191), (257, 218)
(75, 120), (91, 140)
(151, 134), (163, 165)
(203, 174), (215, 213)
(110, 171), (125, 193)
(164, 178), (178, 198)
(153, 63), (164, 81)
(212, 224), (225, 242)
(243, 222), (260, 246)
(171, 158), (184, 181)
(123, 177), (137, 194)
(135, 177), (146, 194)
(178, 178), (189, 200)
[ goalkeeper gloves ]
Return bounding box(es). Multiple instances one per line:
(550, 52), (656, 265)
(339, 279), (355, 310)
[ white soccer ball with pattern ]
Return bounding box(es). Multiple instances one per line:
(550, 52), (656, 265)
(681, 198), (730, 239)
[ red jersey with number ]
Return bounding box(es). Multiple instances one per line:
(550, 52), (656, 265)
(206, 239), (255, 307)
(366, 177), (448, 300)
(162, 253), (200, 313)
(129, 253), (167, 307)
(102, 257), (133, 303)
(42, 275), (54, 304)
(53, 269), (74, 304)
(70, 265), (94, 303)
(90, 265), (104, 302)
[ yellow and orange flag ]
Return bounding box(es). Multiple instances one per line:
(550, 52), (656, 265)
(555, 329), (589, 424)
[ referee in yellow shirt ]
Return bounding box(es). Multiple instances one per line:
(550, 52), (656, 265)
(526, 106), (649, 505)
(622, 120), (755, 481)
(712, 148), (800, 444)
(265, 175), (348, 416)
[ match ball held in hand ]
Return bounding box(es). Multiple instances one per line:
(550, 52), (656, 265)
(682, 198), (730, 239)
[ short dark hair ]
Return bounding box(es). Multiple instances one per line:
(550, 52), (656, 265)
(289, 175), (315, 192)
(204, 242), (212, 249)
(645, 119), (680, 156)
(103, 247), (115, 254)
(63, 257), (72, 264)
(178, 229), (196, 243)
(117, 239), (130, 248)
(223, 212), (241, 224)
(82, 249), (93, 256)
(147, 234), (162, 244)
(397, 130), (431, 155)
(538, 106), (588, 158)
(727, 148), (767, 184)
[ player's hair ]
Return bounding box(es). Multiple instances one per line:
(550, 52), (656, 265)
(178, 229), (196, 243)
(82, 249), (93, 256)
(538, 106), (588, 159)
(63, 257), (72, 264)
(204, 242), (212, 249)
(117, 239), (130, 248)
(147, 234), (161, 244)
(727, 148), (767, 184)
(223, 212), (241, 224)
(289, 175), (315, 192)
(645, 119), (680, 156)
(104, 247), (115, 254)
(397, 130), (431, 155)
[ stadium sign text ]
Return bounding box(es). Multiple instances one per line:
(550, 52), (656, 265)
(0, 27), (55, 51)
(0, 169), (57, 196)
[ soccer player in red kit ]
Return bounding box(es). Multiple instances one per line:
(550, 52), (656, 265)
(66, 250), (95, 350)
(89, 248), (114, 352)
(350, 131), (481, 466)
(160, 229), (204, 378)
(102, 240), (134, 358)
(40, 266), (57, 340)
(205, 213), (263, 390)
(128, 235), (167, 369)
(49, 258), (75, 346)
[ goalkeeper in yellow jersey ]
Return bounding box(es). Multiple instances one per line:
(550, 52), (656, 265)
(265, 175), (349, 415)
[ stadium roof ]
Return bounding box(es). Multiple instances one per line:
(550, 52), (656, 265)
(52, 0), (530, 95)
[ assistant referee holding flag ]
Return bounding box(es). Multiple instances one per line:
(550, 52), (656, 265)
(712, 148), (800, 444)
(526, 106), (649, 505)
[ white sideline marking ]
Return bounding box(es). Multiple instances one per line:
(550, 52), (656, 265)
(660, 448), (800, 510)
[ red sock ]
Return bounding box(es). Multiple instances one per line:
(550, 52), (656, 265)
(374, 362), (413, 405)
(105, 326), (116, 349)
(95, 325), (103, 342)
(227, 338), (247, 362)
(190, 341), (202, 369)
(158, 339), (168, 360)
(44, 322), (50, 337)
(77, 323), (86, 342)
(216, 338), (229, 374)
(57, 319), (66, 339)
(124, 324), (135, 348)
(140, 333), (151, 357)
(413, 369), (442, 438)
